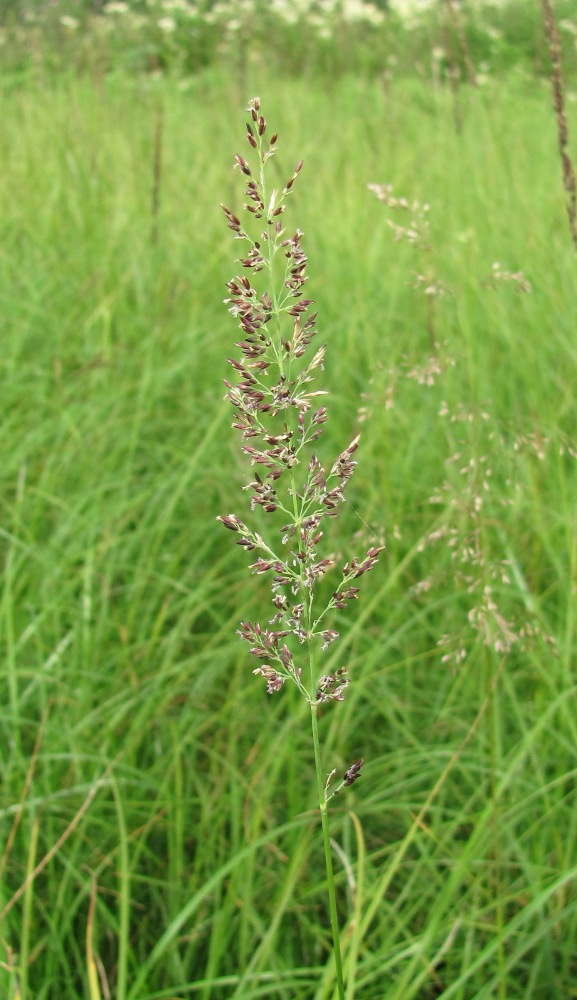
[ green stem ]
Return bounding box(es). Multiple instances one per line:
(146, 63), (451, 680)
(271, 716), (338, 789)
(309, 685), (345, 998)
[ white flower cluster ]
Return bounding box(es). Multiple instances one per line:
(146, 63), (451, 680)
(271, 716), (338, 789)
(389, 0), (514, 26)
(100, 0), (385, 29)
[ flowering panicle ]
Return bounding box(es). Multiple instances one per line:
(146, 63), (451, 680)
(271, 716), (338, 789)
(218, 100), (379, 996)
(218, 98), (383, 710)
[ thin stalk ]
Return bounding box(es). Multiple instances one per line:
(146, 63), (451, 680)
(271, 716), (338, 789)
(112, 779), (129, 1000)
(309, 642), (345, 1000)
(87, 877), (103, 1000)
(541, 0), (577, 248)
(19, 814), (39, 1000)
(151, 100), (163, 246)
(3, 463), (26, 754)
(478, 509), (506, 997)
(485, 644), (506, 998)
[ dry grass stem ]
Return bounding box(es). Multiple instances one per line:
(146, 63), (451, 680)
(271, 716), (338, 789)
(541, 0), (577, 247)
(442, 0), (477, 88)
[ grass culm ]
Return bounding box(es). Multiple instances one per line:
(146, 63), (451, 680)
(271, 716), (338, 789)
(218, 98), (384, 999)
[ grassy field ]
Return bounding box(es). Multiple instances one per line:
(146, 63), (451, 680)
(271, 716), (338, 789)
(1, 56), (577, 999)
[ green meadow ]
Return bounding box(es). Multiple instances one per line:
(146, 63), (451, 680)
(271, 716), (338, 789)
(1, 54), (577, 999)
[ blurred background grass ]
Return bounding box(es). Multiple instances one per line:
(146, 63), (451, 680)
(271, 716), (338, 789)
(1, 2), (577, 997)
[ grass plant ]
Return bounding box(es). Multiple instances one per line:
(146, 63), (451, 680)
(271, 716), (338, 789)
(218, 97), (385, 999)
(0, 59), (576, 998)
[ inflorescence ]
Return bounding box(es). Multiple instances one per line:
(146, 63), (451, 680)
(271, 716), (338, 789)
(218, 97), (383, 741)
